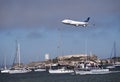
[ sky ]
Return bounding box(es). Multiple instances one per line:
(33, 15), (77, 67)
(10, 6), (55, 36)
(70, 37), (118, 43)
(0, 0), (120, 65)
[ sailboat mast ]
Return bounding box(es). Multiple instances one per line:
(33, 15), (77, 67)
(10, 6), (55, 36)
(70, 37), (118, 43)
(113, 41), (116, 64)
(16, 41), (20, 67)
(85, 39), (88, 62)
(18, 43), (20, 67)
(4, 55), (7, 70)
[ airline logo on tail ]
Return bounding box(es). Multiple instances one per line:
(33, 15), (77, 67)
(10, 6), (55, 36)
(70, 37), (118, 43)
(62, 17), (90, 27)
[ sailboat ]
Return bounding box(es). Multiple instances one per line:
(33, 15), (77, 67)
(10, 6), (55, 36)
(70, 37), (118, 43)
(1, 55), (10, 73)
(74, 59), (110, 75)
(48, 65), (74, 74)
(74, 40), (110, 75)
(34, 66), (46, 72)
(49, 68), (74, 74)
(106, 42), (120, 69)
(1, 68), (10, 73)
(9, 41), (31, 74)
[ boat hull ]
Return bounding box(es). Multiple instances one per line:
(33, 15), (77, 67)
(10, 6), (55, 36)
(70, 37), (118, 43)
(34, 69), (46, 72)
(1, 69), (10, 73)
(49, 69), (74, 74)
(9, 69), (31, 74)
(75, 69), (110, 75)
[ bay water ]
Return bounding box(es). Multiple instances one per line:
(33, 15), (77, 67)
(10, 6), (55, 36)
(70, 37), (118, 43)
(0, 72), (120, 82)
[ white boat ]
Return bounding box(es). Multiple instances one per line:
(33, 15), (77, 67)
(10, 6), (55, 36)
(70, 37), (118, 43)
(106, 64), (120, 69)
(49, 67), (74, 74)
(75, 68), (110, 75)
(9, 41), (31, 74)
(9, 68), (31, 74)
(75, 61), (110, 75)
(90, 69), (110, 74)
(106, 42), (120, 69)
(106, 65), (115, 69)
(1, 69), (10, 73)
(1, 55), (10, 73)
(75, 71), (91, 75)
(34, 68), (46, 72)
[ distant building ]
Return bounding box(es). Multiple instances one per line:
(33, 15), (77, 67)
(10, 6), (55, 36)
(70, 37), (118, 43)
(57, 54), (86, 59)
(56, 54), (99, 66)
(45, 53), (50, 61)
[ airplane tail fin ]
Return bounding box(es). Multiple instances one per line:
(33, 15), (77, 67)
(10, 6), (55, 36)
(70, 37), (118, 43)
(84, 17), (90, 22)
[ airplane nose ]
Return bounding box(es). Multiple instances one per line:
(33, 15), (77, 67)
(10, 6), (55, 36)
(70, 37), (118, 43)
(61, 20), (65, 23)
(62, 20), (67, 23)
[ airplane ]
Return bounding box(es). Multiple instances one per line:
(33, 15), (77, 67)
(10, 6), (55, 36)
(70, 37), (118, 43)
(62, 17), (90, 27)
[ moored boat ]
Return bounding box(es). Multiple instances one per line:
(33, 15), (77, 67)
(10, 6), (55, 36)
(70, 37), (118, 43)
(74, 61), (110, 75)
(90, 68), (110, 74)
(1, 69), (10, 73)
(9, 68), (31, 74)
(49, 67), (74, 74)
(106, 42), (120, 70)
(34, 68), (46, 72)
(9, 41), (31, 74)
(75, 68), (110, 75)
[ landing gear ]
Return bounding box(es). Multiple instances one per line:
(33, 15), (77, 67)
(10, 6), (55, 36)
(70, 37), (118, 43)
(83, 25), (86, 27)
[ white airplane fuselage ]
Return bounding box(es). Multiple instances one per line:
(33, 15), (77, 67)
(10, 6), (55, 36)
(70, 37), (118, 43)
(62, 18), (89, 27)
